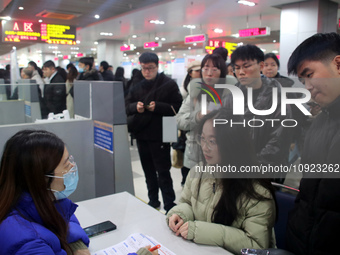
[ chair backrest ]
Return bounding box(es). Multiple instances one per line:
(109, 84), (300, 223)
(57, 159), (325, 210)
(274, 191), (296, 249)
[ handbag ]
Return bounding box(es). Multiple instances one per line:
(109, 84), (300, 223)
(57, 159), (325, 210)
(172, 149), (184, 169)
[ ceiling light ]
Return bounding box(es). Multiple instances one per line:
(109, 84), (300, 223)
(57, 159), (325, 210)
(4, 16), (11, 20)
(100, 32), (113, 36)
(136, 52), (140, 55)
(76, 40), (81, 44)
(168, 49), (171, 52)
(18, 7), (24, 10)
(237, 0), (256, 7)
(123, 53), (127, 56)
(91, 48), (97, 51)
(38, 19), (43, 23)
(272, 50), (279, 53)
(193, 43), (197, 46)
(132, 35), (137, 38)
(94, 41), (98, 45)
(214, 28), (223, 33)
(273, 40), (276, 43)
(231, 33), (240, 38)
(151, 48), (155, 51)
(161, 38), (166, 41)
(149, 20), (165, 25)
(94, 14), (100, 19)
(183, 25), (196, 29)
(188, 47), (191, 50)
(155, 37), (159, 40)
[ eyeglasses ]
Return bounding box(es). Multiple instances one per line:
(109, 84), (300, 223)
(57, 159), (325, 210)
(141, 66), (157, 72)
(196, 134), (217, 150)
(202, 67), (219, 73)
(45, 155), (77, 178)
(233, 62), (257, 72)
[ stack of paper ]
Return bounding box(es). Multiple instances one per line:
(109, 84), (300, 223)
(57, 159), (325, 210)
(93, 233), (176, 255)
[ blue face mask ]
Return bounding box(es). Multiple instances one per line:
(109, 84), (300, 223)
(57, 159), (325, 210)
(78, 67), (84, 73)
(46, 164), (79, 200)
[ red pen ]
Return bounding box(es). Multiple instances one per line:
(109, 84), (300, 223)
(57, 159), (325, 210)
(149, 244), (161, 252)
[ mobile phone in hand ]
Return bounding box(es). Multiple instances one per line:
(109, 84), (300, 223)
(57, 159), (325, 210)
(83, 220), (117, 237)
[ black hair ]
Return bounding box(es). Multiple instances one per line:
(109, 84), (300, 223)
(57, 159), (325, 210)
(201, 53), (227, 78)
(213, 47), (229, 62)
(196, 108), (277, 226)
(28, 61), (38, 70)
(264, 53), (280, 68)
(43, 60), (55, 69)
(56, 66), (67, 81)
(5, 64), (10, 71)
(231, 44), (264, 64)
(288, 32), (340, 75)
(183, 73), (191, 93)
(115, 66), (125, 78)
(100, 61), (109, 71)
(79, 57), (94, 70)
(139, 52), (159, 66)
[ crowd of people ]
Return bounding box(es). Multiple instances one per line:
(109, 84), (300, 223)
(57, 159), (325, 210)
(0, 32), (339, 255)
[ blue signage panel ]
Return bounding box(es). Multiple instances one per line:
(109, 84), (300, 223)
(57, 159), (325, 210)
(93, 120), (113, 154)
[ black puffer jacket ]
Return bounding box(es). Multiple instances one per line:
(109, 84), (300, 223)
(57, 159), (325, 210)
(286, 97), (340, 255)
(78, 68), (102, 81)
(224, 77), (294, 166)
(125, 72), (182, 141)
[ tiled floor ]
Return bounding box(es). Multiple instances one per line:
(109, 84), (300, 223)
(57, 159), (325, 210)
(130, 140), (184, 214)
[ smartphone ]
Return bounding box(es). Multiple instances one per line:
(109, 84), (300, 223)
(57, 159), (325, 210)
(83, 220), (117, 237)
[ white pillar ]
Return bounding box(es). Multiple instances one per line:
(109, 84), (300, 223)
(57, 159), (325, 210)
(279, 0), (337, 76)
(97, 40), (124, 72)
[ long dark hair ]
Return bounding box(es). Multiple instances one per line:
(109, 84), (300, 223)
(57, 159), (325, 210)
(67, 64), (78, 82)
(196, 109), (277, 226)
(0, 130), (72, 254)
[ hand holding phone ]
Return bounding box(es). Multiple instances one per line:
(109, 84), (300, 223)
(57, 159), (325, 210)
(83, 220), (117, 237)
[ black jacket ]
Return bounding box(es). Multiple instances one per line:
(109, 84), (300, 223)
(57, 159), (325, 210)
(125, 72), (182, 141)
(78, 68), (102, 81)
(224, 77), (294, 166)
(286, 97), (340, 255)
(42, 72), (66, 118)
(101, 70), (115, 81)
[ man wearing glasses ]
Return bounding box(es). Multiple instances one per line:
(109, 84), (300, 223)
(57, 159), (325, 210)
(125, 52), (182, 212)
(227, 45), (293, 182)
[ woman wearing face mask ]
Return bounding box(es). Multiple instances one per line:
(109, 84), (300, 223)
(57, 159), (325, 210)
(167, 109), (277, 254)
(0, 130), (90, 255)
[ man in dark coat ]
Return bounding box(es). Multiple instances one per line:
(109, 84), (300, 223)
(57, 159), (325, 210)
(286, 32), (340, 255)
(77, 57), (102, 81)
(99, 61), (115, 81)
(125, 52), (182, 212)
(41, 60), (66, 118)
(229, 45), (294, 182)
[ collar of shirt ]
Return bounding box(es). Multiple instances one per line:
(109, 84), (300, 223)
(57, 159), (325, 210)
(48, 71), (58, 83)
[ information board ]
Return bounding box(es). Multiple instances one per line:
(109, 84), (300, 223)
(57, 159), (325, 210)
(2, 20), (76, 45)
(93, 120), (113, 154)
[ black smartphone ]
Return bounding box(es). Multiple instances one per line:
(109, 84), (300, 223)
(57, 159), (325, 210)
(83, 220), (117, 237)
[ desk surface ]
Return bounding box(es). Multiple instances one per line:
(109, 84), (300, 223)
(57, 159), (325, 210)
(75, 192), (231, 255)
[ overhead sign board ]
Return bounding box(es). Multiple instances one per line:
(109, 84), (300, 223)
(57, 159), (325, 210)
(184, 34), (206, 44)
(144, 41), (161, 49)
(205, 40), (238, 54)
(2, 20), (76, 45)
(238, 27), (270, 37)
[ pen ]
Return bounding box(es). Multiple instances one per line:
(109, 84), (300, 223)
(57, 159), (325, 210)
(149, 244), (161, 252)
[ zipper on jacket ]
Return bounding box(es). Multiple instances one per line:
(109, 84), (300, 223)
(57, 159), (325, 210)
(213, 182), (216, 194)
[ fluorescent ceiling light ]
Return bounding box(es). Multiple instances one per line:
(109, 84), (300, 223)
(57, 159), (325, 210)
(183, 25), (196, 29)
(150, 20), (165, 25)
(18, 7), (24, 10)
(231, 33), (240, 38)
(237, 0), (256, 6)
(272, 50), (279, 53)
(161, 38), (166, 41)
(94, 14), (100, 19)
(132, 35), (137, 38)
(214, 28), (223, 33)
